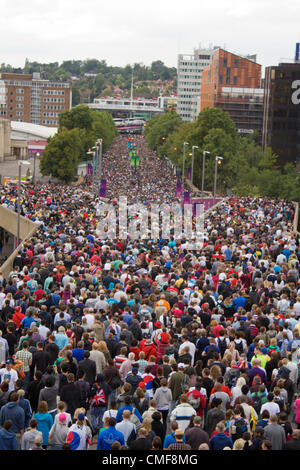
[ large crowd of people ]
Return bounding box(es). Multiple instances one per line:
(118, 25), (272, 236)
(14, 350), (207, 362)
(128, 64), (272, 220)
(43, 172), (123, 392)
(0, 135), (298, 451)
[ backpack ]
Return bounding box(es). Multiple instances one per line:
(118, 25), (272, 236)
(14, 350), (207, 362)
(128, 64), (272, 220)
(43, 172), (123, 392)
(249, 406), (258, 431)
(130, 408), (142, 432)
(181, 374), (190, 393)
(234, 340), (244, 355)
(232, 417), (247, 440)
(251, 391), (263, 415)
(218, 337), (228, 358)
(90, 384), (107, 407)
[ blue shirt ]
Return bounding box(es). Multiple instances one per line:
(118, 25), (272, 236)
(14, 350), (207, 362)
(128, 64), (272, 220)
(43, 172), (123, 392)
(163, 432), (186, 449)
(210, 432), (233, 450)
(21, 316), (35, 329)
(97, 426), (125, 450)
(116, 405), (142, 423)
(54, 333), (69, 350)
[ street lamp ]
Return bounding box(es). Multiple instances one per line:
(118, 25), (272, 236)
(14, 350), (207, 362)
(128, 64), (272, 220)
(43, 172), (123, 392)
(94, 139), (103, 195)
(213, 156), (223, 201)
(191, 145), (198, 187)
(33, 152), (40, 185)
(202, 151), (210, 192)
(16, 160), (30, 249)
(182, 142), (189, 197)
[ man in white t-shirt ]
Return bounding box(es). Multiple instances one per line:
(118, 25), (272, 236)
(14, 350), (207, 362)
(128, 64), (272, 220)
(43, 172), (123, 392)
(260, 392), (280, 417)
(0, 360), (19, 392)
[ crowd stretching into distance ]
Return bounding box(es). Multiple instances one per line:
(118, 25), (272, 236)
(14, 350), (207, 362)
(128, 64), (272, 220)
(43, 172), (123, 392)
(0, 136), (298, 451)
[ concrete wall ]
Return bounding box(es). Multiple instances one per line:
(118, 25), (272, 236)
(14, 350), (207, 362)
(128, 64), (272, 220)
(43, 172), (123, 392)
(0, 204), (37, 240)
(0, 205), (37, 278)
(0, 119), (11, 162)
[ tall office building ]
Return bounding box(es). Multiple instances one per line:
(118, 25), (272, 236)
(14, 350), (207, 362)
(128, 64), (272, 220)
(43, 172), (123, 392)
(0, 72), (71, 127)
(262, 61), (300, 166)
(177, 46), (217, 122)
(200, 48), (263, 140)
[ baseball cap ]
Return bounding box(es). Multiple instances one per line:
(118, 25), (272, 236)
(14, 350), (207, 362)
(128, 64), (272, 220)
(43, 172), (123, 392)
(138, 381), (146, 389)
(59, 413), (67, 422)
(77, 413), (85, 421)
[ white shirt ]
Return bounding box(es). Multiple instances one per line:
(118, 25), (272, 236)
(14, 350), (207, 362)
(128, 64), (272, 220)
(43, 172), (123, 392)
(178, 341), (196, 364)
(0, 367), (18, 392)
(260, 401), (280, 416)
(84, 313), (95, 328)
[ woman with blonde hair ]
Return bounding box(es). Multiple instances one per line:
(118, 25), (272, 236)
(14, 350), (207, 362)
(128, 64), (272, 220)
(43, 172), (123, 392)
(230, 376), (246, 406)
(98, 341), (111, 362)
(210, 364), (222, 383)
(233, 438), (246, 450)
(141, 417), (155, 445)
(224, 341), (240, 362)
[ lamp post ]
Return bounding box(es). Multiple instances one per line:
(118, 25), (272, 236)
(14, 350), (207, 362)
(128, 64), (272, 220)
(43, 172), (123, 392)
(96, 138), (103, 195)
(182, 142), (189, 198)
(33, 152), (40, 185)
(201, 150), (210, 192)
(213, 156), (223, 201)
(191, 145), (198, 187)
(16, 160), (30, 249)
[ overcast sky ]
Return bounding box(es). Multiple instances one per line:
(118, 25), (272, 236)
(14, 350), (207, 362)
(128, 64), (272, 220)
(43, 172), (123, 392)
(1, 0), (300, 74)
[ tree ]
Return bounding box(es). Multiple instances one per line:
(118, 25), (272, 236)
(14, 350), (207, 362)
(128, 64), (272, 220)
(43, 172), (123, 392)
(40, 128), (82, 182)
(59, 105), (93, 130)
(144, 111), (183, 152)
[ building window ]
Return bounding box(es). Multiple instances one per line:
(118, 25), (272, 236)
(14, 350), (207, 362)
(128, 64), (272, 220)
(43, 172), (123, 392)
(226, 68), (231, 84)
(234, 59), (239, 68)
(233, 76), (238, 85)
(224, 58), (228, 67)
(219, 75), (223, 84)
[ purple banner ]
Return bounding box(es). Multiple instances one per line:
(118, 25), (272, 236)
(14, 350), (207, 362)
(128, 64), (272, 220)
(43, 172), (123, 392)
(176, 181), (182, 197)
(99, 179), (107, 197)
(183, 191), (190, 205)
(192, 197), (222, 214)
(187, 167), (192, 180)
(87, 163), (92, 175)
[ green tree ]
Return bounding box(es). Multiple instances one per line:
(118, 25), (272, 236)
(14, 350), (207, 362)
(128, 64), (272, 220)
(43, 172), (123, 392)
(40, 128), (82, 182)
(144, 111), (183, 152)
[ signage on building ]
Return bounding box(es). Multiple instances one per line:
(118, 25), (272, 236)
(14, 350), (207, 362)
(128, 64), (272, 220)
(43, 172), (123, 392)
(237, 129), (254, 134)
(291, 80), (300, 104)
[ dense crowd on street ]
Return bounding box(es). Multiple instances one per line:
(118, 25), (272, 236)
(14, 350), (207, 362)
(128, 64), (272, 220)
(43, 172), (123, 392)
(0, 136), (298, 451)
(99, 135), (180, 205)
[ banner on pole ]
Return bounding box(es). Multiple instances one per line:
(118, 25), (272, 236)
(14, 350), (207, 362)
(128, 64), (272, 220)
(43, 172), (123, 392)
(99, 179), (107, 197)
(176, 181), (182, 197)
(184, 190), (190, 205)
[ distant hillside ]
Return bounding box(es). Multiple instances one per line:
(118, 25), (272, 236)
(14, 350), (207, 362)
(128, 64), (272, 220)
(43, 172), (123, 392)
(0, 59), (177, 106)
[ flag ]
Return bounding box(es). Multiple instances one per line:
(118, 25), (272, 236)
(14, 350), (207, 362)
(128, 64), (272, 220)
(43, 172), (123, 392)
(184, 191), (190, 204)
(87, 163), (92, 175)
(176, 181), (182, 197)
(187, 167), (192, 180)
(99, 179), (107, 197)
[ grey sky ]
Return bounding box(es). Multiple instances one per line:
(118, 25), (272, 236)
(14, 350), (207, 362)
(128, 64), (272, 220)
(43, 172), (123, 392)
(1, 0), (300, 73)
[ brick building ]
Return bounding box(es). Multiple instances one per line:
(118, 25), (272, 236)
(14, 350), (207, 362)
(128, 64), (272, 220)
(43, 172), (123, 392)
(200, 49), (263, 140)
(0, 72), (71, 127)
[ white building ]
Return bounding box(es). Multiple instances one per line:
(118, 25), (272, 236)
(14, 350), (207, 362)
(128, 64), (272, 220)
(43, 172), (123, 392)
(177, 45), (218, 122)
